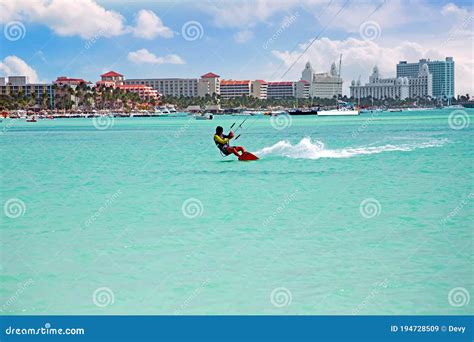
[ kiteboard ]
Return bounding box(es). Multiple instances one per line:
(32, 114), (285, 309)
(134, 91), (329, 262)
(238, 152), (259, 161)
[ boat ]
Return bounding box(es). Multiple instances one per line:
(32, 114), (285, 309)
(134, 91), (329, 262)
(288, 108), (319, 115)
(269, 110), (288, 116)
(194, 113), (213, 120)
(317, 108), (360, 116)
(26, 116), (37, 122)
(387, 108), (403, 112)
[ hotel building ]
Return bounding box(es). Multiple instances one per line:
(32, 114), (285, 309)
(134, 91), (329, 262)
(397, 57), (454, 98)
(350, 66), (410, 100)
(351, 64), (433, 100)
(124, 78), (198, 97)
(0, 76), (54, 108)
(117, 84), (159, 101)
(198, 73), (221, 97)
(220, 80), (252, 99)
(301, 62), (343, 99)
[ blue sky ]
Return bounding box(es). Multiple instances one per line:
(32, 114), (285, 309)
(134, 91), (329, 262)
(0, 0), (473, 95)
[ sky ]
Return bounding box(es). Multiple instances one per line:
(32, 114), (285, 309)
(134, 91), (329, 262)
(0, 0), (473, 96)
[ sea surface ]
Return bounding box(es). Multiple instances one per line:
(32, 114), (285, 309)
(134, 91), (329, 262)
(1, 109), (473, 315)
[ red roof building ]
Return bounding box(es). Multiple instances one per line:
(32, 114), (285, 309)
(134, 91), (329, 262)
(100, 71), (124, 86)
(117, 84), (159, 100)
(200, 72), (220, 79)
(54, 76), (90, 86)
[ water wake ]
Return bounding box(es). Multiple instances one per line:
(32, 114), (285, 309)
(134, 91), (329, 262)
(254, 137), (447, 160)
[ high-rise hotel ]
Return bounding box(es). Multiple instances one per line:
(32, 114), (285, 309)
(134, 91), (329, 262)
(397, 57), (454, 99)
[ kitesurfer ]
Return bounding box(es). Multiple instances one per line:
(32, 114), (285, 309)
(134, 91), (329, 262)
(213, 126), (246, 157)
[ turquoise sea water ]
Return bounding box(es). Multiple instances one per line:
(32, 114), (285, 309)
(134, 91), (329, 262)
(1, 109), (473, 315)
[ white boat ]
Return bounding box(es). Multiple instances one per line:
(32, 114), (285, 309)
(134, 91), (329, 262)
(270, 110), (288, 116)
(194, 113), (213, 120)
(317, 108), (360, 116)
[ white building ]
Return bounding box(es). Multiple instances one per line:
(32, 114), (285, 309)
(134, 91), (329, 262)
(408, 63), (432, 98)
(197, 72), (220, 97)
(350, 65), (432, 100)
(220, 80), (252, 99)
(251, 80), (268, 99)
(350, 66), (410, 100)
(125, 78), (198, 97)
(301, 61), (343, 99)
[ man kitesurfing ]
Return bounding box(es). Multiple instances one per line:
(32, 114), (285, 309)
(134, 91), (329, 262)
(214, 126), (246, 157)
(213, 123), (259, 161)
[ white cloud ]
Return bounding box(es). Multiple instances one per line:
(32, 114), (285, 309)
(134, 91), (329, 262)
(0, 55), (40, 83)
(0, 1), (174, 40)
(0, 0), (126, 39)
(270, 36), (472, 96)
(202, 0), (298, 28)
(132, 9), (173, 39)
(127, 49), (185, 65)
(234, 30), (254, 43)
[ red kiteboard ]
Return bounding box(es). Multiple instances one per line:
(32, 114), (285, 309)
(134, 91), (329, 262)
(238, 152), (259, 161)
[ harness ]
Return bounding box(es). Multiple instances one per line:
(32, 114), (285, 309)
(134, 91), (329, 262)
(214, 135), (231, 156)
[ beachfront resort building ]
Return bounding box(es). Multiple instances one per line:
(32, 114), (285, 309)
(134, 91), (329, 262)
(301, 61), (343, 99)
(219, 80), (252, 99)
(397, 57), (454, 98)
(350, 64), (433, 100)
(265, 80), (309, 99)
(117, 84), (159, 101)
(197, 73), (221, 97)
(0, 76), (55, 108)
(350, 66), (410, 100)
(251, 80), (268, 99)
(100, 71), (124, 86)
(125, 72), (224, 98)
(125, 78), (198, 97)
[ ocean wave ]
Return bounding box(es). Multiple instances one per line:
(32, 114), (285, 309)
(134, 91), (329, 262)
(254, 137), (448, 160)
